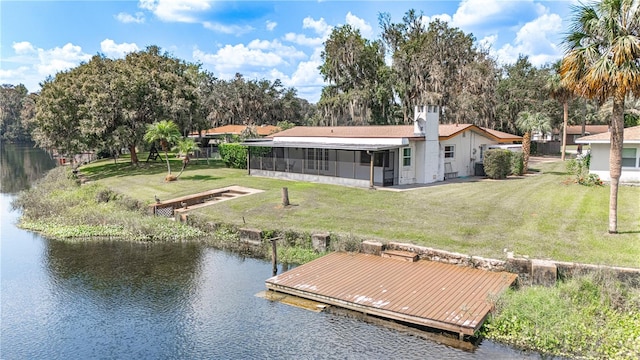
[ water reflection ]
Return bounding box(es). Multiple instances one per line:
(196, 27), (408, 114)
(0, 142), (57, 193)
(44, 240), (203, 308)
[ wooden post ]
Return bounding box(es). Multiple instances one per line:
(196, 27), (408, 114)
(368, 151), (374, 189)
(270, 237), (278, 276)
(281, 187), (290, 206)
(247, 149), (251, 175)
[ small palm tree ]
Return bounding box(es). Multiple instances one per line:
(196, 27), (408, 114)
(143, 120), (181, 175)
(516, 111), (552, 173)
(172, 138), (200, 179)
(560, 0), (640, 233)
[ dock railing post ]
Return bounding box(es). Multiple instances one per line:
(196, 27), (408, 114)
(268, 237), (282, 276)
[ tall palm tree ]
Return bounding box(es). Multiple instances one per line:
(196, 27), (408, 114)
(143, 120), (181, 175)
(560, 0), (640, 233)
(546, 61), (573, 161)
(516, 111), (552, 173)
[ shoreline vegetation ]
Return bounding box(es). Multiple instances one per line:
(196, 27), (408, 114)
(13, 157), (640, 359)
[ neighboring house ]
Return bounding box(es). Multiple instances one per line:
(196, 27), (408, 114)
(565, 125), (609, 145)
(191, 124), (280, 145)
(576, 125), (640, 183)
(243, 106), (522, 188)
(534, 125), (609, 145)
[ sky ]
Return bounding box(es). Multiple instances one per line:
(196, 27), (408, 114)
(0, 0), (576, 103)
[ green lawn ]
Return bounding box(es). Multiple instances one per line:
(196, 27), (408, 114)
(81, 156), (640, 268)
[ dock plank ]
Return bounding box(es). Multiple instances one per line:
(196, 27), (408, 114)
(265, 252), (517, 336)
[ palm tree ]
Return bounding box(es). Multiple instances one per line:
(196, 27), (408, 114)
(546, 61), (573, 161)
(172, 138), (200, 179)
(143, 120), (181, 175)
(599, 95), (640, 127)
(516, 111), (552, 173)
(560, 0), (640, 234)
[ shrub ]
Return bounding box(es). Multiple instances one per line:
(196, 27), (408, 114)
(218, 143), (248, 169)
(567, 152), (601, 186)
(511, 151), (525, 176)
(483, 149), (512, 179)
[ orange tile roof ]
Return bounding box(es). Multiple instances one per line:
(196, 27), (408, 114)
(271, 125), (420, 138)
(576, 125), (640, 143)
(193, 125), (280, 137)
(481, 128), (523, 142)
(272, 124), (520, 143)
(566, 125), (609, 135)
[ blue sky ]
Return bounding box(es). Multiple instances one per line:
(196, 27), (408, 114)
(1, 0), (575, 103)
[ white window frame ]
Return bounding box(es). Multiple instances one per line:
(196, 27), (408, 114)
(306, 149), (329, 171)
(402, 148), (411, 167)
(622, 147), (639, 168)
(444, 145), (455, 159)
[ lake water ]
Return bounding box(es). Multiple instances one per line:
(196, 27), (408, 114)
(0, 143), (543, 359)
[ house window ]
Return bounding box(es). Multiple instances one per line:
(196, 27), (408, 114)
(360, 151), (388, 167)
(444, 145), (455, 159)
(306, 149), (329, 170)
(622, 148), (638, 167)
(402, 148), (411, 166)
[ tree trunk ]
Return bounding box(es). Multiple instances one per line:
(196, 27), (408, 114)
(522, 132), (531, 173)
(175, 156), (189, 179)
(281, 187), (290, 206)
(608, 97), (625, 234)
(164, 150), (171, 174)
(129, 145), (139, 165)
(561, 101), (568, 161)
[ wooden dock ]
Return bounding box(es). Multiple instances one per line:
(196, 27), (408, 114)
(149, 186), (263, 217)
(265, 252), (517, 337)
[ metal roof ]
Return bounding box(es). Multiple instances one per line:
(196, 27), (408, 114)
(242, 140), (406, 151)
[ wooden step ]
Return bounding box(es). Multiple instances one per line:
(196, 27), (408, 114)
(381, 250), (419, 262)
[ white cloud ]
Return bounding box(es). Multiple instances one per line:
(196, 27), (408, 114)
(478, 34), (498, 51)
(272, 48), (325, 102)
(284, 33), (325, 47)
(450, 0), (544, 29)
(202, 21), (253, 35)
(0, 42), (92, 92)
(139, 0), (212, 23)
(302, 16), (332, 37)
(139, 0), (248, 35)
(496, 13), (563, 66)
(0, 66), (31, 84)
(13, 41), (36, 54)
(421, 13), (452, 26)
(345, 12), (373, 39)
(193, 40), (305, 74)
(115, 12), (145, 24)
(35, 43), (92, 76)
(266, 20), (277, 31)
(100, 39), (139, 58)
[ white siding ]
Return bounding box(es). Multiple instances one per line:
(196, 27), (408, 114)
(440, 130), (499, 177)
(589, 143), (640, 183)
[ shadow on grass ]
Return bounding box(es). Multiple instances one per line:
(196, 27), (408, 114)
(545, 171), (571, 176)
(80, 157), (226, 181)
(179, 175), (221, 181)
(618, 230), (640, 234)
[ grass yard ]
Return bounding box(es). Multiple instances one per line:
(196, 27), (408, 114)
(81, 156), (640, 268)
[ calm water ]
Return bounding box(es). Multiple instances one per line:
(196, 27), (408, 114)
(1, 143), (542, 359)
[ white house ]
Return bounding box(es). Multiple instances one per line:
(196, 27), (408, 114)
(576, 125), (640, 183)
(243, 106), (522, 188)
